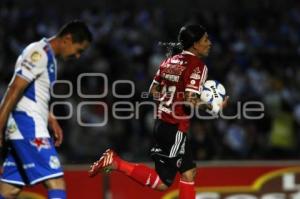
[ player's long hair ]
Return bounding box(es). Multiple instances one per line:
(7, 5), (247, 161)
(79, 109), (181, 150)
(159, 24), (206, 57)
(159, 42), (183, 57)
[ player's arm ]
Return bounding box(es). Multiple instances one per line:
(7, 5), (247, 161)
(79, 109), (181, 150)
(48, 112), (63, 147)
(149, 82), (162, 100)
(184, 64), (210, 109)
(184, 91), (211, 110)
(0, 46), (47, 145)
(149, 68), (162, 100)
(0, 76), (29, 144)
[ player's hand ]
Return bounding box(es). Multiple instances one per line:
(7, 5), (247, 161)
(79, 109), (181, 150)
(0, 128), (3, 147)
(48, 114), (63, 147)
(206, 96), (229, 116)
(201, 103), (212, 111)
(52, 120), (63, 147)
(221, 96), (229, 109)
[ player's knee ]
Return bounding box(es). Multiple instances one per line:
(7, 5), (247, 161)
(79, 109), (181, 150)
(181, 168), (197, 182)
(156, 182), (169, 191)
(44, 177), (66, 190)
(0, 186), (21, 199)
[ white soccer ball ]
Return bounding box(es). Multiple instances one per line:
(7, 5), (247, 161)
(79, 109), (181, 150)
(200, 80), (226, 115)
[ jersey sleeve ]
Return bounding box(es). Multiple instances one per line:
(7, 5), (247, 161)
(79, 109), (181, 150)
(152, 58), (169, 85)
(15, 44), (48, 82)
(152, 69), (161, 84)
(184, 64), (208, 95)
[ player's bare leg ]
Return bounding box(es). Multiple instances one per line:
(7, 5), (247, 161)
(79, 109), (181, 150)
(44, 177), (66, 190)
(0, 182), (22, 199)
(89, 149), (169, 191)
(44, 177), (66, 199)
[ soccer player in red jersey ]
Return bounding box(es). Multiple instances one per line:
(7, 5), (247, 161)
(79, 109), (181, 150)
(89, 24), (226, 199)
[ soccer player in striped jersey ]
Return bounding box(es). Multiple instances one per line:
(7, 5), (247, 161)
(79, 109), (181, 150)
(0, 20), (92, 199)
(89, 24), (227, 199)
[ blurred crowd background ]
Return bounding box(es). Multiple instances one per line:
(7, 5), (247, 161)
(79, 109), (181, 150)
(0, 0), (300, 164)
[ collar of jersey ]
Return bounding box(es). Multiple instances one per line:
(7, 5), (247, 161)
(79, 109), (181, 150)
(42, 38), (55, 56)
(181, 50), (196, 56)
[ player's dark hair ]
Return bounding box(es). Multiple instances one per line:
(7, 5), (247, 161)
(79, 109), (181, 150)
(160, 24), (206, 57)
(57, 20), (93, 43)
(159, 42), (183, 57)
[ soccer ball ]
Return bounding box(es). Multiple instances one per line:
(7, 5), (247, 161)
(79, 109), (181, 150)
(200, 80), (226, 115)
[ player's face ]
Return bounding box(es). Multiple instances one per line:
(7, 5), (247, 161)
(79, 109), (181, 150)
(193, 33), (212, 57)
(61, 36), (90, 60)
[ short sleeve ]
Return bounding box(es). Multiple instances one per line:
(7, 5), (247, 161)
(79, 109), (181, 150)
(184, 64), (208, 95)
(152, 58), (170, 85)
(152, 69), (161, 84)
(15, 44), (47, 82)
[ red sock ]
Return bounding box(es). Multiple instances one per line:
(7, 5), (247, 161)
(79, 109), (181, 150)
(179, 180), (195, 199)
(117, 159), (135, 175)
(117, 160), (161, 189)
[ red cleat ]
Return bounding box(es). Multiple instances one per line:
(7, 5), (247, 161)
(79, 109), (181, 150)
(88, 149), (119, 177)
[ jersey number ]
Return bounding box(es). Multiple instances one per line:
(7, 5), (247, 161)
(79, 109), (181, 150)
(159, 85), (176, 106)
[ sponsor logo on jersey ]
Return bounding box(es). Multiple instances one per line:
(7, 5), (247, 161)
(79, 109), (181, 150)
(170, 59), (185, 65)
(162, 64), (185, 76)
(190, 72), (201, 80)
(21, 59), (35, 69)
(163, 73), (180, 82)
(30, 51), (42, 62)
(30, 138), (51, 151)
(49, 64), (55, 73)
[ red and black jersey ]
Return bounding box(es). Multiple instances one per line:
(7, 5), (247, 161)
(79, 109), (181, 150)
(151, 51), (208, 132)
